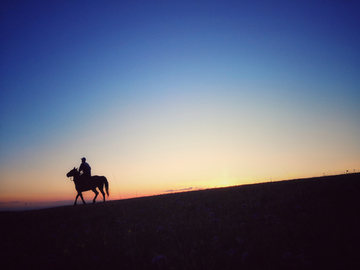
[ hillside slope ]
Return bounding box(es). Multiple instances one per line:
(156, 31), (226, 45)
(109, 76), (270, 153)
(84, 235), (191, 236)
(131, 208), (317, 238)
(1, 174), (359, 269)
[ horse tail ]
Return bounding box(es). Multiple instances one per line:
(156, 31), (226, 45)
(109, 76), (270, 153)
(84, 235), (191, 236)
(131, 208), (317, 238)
(104, 177), (109, 197)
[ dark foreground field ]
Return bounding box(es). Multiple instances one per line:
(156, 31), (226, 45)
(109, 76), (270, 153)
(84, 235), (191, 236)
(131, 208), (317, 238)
(1, 174), (360, 270)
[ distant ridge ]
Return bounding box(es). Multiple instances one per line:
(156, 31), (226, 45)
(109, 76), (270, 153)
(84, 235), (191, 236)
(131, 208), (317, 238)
(3, 172), (358, 213)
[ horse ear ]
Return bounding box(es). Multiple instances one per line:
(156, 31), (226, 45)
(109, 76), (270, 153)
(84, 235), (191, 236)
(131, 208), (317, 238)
(73, 167), (76, 169)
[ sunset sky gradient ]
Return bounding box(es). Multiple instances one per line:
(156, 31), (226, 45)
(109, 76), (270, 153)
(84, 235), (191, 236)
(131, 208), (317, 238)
(1, 0), (359, 210)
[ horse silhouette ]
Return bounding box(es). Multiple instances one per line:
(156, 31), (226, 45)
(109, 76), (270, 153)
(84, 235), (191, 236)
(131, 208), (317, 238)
(66, 167), (109, 205)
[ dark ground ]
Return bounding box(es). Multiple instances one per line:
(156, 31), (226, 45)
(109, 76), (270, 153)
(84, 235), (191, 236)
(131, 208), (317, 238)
(1, 173), (359, 270)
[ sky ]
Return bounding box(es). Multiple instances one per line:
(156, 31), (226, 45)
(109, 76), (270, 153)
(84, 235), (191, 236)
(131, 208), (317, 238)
(1, 0), (359, 210)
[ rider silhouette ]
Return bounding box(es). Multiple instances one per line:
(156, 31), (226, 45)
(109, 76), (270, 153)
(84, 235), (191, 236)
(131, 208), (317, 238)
(79, 157), (91, 181)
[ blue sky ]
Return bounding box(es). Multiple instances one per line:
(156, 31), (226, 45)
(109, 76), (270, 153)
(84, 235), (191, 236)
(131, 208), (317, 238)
(1, 0), (359, 209)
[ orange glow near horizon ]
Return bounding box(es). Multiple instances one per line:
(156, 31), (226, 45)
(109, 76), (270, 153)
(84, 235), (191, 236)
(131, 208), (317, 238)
(2, 166), (359, 211)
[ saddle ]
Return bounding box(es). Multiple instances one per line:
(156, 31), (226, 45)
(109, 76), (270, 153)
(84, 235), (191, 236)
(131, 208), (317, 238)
(80, 174), (92, 184)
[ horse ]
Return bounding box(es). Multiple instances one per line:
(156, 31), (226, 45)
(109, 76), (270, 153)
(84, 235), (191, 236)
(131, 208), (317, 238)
(66, 167), (109, 205)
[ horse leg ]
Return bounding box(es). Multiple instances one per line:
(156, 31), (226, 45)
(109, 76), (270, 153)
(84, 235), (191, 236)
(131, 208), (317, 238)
(92, 189), (99, 203)
(74, 194), (80, 205)
(99, 188), (106, 202)
(79, 192), (86, 204)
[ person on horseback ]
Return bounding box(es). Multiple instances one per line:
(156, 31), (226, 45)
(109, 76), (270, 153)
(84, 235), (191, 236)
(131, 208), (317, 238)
(79, 157), (91, 181)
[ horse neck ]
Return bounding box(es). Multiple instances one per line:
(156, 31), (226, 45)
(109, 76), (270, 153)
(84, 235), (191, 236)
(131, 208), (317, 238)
(72, 173), (81, 182)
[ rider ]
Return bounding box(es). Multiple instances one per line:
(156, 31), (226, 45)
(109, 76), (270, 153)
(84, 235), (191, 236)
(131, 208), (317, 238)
(79, 157), (91, 181)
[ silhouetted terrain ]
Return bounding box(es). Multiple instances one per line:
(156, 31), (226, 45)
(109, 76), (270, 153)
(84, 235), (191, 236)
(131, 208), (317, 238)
(1, 174), (359, 270)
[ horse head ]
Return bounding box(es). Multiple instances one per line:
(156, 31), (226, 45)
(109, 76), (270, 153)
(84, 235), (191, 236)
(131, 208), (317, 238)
(67, 167), (79, 178)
